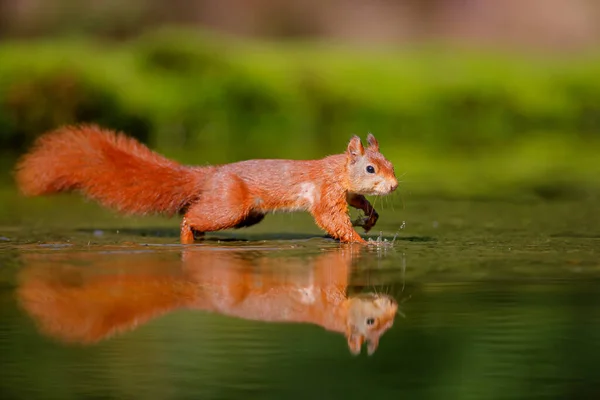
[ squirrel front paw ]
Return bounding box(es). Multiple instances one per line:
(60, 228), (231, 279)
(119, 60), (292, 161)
(352, 210), (379, 232)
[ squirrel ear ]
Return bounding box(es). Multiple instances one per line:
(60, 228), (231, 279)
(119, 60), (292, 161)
(366, 337), (380, 356)
(366, 133), (379, 151)
(347, 135), (365, 159)
(347, 332), (364, 356)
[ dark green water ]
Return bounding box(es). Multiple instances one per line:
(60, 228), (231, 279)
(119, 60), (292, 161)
(1, 196), (600, 400)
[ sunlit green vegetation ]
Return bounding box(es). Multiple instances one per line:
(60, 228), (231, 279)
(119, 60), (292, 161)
(1, 29), (599, 199)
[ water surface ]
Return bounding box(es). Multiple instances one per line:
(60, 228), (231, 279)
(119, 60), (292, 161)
(1, 197), (599, 400)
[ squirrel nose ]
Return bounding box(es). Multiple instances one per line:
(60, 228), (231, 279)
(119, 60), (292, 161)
(390, 182), (399, 192)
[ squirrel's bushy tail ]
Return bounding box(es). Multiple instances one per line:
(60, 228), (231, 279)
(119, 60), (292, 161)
(15, 125), (203, 215)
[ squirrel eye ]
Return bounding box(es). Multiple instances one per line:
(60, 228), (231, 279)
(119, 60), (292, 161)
(366, 318), (375, 325)
(366, 165), (375, 174)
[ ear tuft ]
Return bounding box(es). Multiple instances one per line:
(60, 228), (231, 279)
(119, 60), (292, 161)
(366, 133), (379, 151)
(347, 333), (364, 356)
(347, 135), (365, 158)
(366, 337), (380, 356)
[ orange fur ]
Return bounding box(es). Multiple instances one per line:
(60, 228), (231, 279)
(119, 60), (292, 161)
(17, 247), (399, 355)
(15, 125), (399, 244)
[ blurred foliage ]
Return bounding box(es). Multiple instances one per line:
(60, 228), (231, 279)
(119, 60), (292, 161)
(0, 29), (599, 199)
(0, 68), (151, 151)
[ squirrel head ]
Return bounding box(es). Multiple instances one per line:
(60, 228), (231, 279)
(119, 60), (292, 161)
(345, 133), (398, 196)
(345, 292), (398, 356)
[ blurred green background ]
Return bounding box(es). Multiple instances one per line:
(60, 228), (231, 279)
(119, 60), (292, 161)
(1, 0), (599, 200)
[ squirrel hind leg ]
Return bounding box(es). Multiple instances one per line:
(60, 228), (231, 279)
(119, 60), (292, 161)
(180, 173), (254, 243)
(233, 212), (265, 229)
(180, 217), (201, 244)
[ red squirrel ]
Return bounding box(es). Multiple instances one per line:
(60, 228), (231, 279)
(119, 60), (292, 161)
(14, 125), (398, 244)
(17, 246), (399, 355)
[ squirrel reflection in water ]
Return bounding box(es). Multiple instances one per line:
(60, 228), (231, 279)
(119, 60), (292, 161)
(17, 245), (400, 355)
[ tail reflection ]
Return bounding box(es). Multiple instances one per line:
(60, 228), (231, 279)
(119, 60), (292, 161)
(17, 245), (398, 355)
